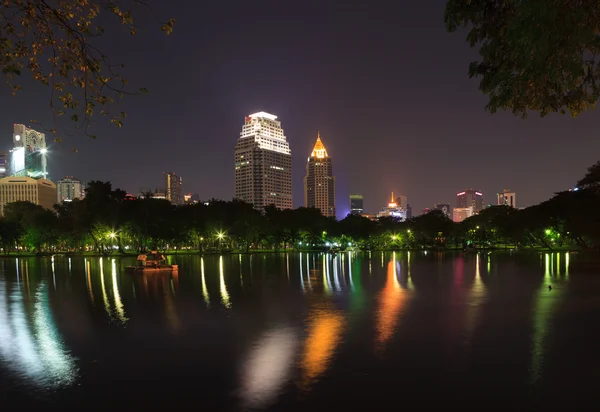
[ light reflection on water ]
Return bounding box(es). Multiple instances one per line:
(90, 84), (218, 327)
(299, 304), (345, 389)
(374, 252), (411, 352)
(465, 254), (487, 342)
(0, 266), (77, 389)
(0, 251), (595, 409)
(529, 252), (568, 384)
(240, 327), (299, 409)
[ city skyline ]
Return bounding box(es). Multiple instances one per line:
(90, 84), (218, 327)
(0, 120), (520, 218)
(0, 2), (595, 217)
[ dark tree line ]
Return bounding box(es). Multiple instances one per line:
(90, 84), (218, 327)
(1, 162), (600, 255)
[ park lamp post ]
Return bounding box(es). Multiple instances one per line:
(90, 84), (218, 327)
(216, 231), (225, 250)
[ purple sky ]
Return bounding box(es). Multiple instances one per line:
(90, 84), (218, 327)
(0, 0), (597, 218)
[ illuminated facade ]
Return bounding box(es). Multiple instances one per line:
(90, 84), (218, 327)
(456, 189), (483, 212)
(235, 112), (292, 210)
(57, 176), (85, 203)
(10, 124), (47, 179)
(497, 189), (516, 208)
(164, 172), (183, 205)
(350, 194), (363, 215)
(377, 192), (406, 221)
(0, 176), (56, 215)
(304, 132), (335, 217)
(453, 206), (474, 223)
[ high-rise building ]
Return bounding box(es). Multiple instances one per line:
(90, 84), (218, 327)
(235, 112), (292, 210)
(456, 189), (483, 213)
(435, 203), (451, 219)
(304, 132), (335, 217)
(350, 194), (364, 215)
(395, 195), (408, 211)
(10, 124), (47, 179)
(57, 176), (85, 203)
(497, 189), (516, 208)
(406, 204), (412, 219)
(164, 172), (183, 205)
(0, 151), (8, 178)
(0, 176), (56, 215)
(453, 206), (474, 223)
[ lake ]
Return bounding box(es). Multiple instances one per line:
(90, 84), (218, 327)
(1, 251), (599, 410)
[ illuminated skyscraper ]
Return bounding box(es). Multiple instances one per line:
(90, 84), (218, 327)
(304, 132), (335, 217)
(235, 112), (292, 210)
(10, 124), (47, 179)
(56, 176), (85, 203)
(456, 189), (483, 213)
(350, 194), (364, 215)
(164, 172), (183, 205)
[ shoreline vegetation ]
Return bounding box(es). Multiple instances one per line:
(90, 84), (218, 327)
(1, 160), (600, 259)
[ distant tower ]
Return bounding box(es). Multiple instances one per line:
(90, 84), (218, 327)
(235, 112), (292, 210)
(456, 189), (483, 213)
(350, 194), (364, 215)
(10, 124), (47, 179)
(164, 172), (183, 205)
(304, 132), (335, 217)
(497, 189), (516, 208)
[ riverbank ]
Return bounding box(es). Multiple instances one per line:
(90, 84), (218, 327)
(0, 246), (582, 258)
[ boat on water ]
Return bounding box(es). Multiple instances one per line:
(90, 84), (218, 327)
(125, 251), (179, 273)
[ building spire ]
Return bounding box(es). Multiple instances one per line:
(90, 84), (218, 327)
(311, 131), (328, 158)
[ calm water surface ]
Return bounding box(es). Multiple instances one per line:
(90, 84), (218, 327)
(1, 252), (599, 410)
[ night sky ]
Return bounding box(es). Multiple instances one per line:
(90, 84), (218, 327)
(1, 0), (599, 218)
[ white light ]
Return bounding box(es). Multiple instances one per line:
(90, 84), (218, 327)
(15, 134), (20, 141)
(40, 148), (48, 154)
(248, 112), (278, 120)
(12, 147), (25, 172)
(240, 328), (298, 409)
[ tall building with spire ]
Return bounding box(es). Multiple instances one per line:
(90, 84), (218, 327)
(304, 132), (335, 217)
(235, 112), (292, 210)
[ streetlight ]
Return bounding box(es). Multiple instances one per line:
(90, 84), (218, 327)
(216, 231), (225, 250)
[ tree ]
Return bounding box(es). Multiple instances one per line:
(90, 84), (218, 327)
(0, 218), (23, 255)
(0, 0), (174, 139)
(577, 160), (600, 191)
(445, 0), (600, 118)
